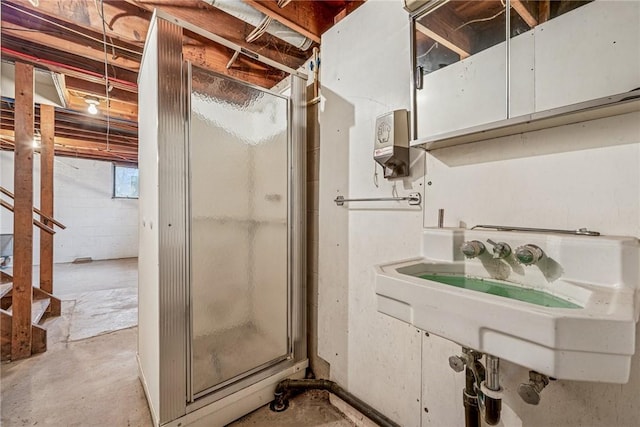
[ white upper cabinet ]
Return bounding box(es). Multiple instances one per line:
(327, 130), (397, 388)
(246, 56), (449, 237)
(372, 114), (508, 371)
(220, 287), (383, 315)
(532, 1), (640, 112)
(414, 0), (508, 138)
(412, 0), (640, 148)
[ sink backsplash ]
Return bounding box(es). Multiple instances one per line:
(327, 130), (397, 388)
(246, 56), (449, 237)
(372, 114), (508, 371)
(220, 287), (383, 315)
(422, 228), (639, 290)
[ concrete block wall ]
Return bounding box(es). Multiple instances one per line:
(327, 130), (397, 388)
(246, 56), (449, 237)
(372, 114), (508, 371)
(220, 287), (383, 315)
(0, 151), (138, 264)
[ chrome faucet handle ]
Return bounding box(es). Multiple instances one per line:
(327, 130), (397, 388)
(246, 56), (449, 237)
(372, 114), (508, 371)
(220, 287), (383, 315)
(517, 371), (549, 405)
(448, 355), (466, 372)
(461, 240), (486, 258)
(515, 244), (544, 266)
(486, 239), (511, 259)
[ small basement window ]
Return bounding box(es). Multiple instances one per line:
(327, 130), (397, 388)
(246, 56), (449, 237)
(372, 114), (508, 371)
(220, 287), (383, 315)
(113, 164), (139, 199)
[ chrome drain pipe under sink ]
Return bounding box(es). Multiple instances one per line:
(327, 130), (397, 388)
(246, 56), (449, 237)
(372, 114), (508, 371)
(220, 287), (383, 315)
(450, 348), (503, 427)
(481, 355), (502, 425)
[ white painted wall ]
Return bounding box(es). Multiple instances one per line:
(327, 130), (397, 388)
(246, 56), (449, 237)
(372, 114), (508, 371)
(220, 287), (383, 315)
(319, 1), (640, 426)
(0, 151), (138, 264)
(319, 2), (424, 425)
(137, 18), (160, 425)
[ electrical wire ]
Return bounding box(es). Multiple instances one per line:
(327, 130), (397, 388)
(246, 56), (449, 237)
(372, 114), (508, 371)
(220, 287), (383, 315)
(246, 16), (273, 43)
(455, 0), (507, 31)
(277, 0), (292, 8)
(98, 0), (111, 152)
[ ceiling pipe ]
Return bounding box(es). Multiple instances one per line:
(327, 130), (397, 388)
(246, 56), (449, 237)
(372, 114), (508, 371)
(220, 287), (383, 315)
(203, 0), (313, 50)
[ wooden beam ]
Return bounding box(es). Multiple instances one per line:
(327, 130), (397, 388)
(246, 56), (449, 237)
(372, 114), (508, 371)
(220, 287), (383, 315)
(0, 129), (137, 154)
(3, 0), (151, 45)
(1, 141), (138, 164)
(127, 0), (309, 68)
(11, 62), (34, 360)
(415, 3), (479, 59)
(511, 0), (538, 28)
(65, 93), (138, 122)
(39, 105), (55, 295)
(538, 0), (550, 24)
(1, 119), (137, 149)
(0, 34), (138, 84)
(0, 129), (138, 163)
(65, 77), (138, 104)
(242, 0), (327, 43)
(1, 45), (138, 93)
(183, 41), (285, 89)
(0, 20), (141, 72)
(341, 1), (367, 16)
(416, 22), (470, 59)
(1, 310), (12, 360)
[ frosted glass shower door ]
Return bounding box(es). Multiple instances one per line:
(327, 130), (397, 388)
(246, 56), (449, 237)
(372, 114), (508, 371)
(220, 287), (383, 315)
(189, 66), (290, 397)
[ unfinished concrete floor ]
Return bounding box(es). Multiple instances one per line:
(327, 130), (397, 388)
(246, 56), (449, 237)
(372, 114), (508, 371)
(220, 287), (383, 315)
(1, 258), (148, 426)
(1, 258), (354, 427)
(230, 390), (355, 427)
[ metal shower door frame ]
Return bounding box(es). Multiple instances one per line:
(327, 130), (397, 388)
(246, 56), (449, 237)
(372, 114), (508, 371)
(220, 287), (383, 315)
(150, 10), (307, 423)
(186, 64), (301, 402)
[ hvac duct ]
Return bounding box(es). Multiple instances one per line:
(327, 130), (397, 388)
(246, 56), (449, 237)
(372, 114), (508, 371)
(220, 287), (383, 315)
(204, 0), (313, 50)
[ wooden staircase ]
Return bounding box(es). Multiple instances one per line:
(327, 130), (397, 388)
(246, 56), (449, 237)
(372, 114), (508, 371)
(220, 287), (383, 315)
(0, 270), (62, 361)
(2, 75), (65, 361)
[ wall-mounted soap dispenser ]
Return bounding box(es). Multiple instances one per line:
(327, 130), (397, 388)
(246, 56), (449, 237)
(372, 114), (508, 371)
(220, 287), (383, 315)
(374, 109), (410, 178)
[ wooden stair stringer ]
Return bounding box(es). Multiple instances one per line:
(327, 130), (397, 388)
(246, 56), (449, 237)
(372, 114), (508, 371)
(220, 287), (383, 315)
(33, 287), (61, 318)
(0, 270), (12, 284)
(1, 309), (47, 361)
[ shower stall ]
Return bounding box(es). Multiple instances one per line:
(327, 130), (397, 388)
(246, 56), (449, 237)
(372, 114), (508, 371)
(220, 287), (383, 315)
(138, 12), (307, 426)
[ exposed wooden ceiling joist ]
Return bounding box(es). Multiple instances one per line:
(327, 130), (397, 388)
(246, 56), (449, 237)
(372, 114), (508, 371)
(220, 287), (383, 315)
(242, 0), (334, 43)
(1, 131), (138, 164)
(1, 33), (138, 84)
(183, 30), (286, 89)
(416, 20), (473, 60)
(126, 0), (310, 68)
(1, 3), (143, 71)
(2, 24), (139, 73)
(65, 77), (138, 104)
(4, 0), (150, 45)
(65, 94), (137, 121)
(538, 0), (550, 24)
(2, 46), (138, 94)
(1, 0), (365, 164)
(511, 0), (538, 28)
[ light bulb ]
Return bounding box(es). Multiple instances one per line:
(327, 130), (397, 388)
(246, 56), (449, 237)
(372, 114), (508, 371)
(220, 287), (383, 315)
(87, 103), (98, 115)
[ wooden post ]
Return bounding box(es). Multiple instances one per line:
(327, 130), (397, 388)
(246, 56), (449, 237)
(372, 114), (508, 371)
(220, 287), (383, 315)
(12, 62), (34, 360)
(538, 1), (551, 24)
(39, 105), (55, 295)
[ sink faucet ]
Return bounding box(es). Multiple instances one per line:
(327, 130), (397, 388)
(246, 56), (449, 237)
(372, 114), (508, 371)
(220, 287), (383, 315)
(487, 239), (511, 259)
(461, 240), (486, 258)
(515, 244), (544, 265)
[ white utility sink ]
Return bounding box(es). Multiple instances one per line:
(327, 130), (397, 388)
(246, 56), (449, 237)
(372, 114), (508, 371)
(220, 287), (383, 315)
(375, 228), (639, 383)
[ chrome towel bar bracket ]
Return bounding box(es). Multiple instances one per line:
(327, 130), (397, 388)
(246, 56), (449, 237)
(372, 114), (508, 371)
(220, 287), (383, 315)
(334, 192), (422, 207)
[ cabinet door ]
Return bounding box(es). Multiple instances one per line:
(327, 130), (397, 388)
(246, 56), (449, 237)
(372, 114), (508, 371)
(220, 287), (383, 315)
(534, 1), (640, 112)
(414, 1), (508, 139)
